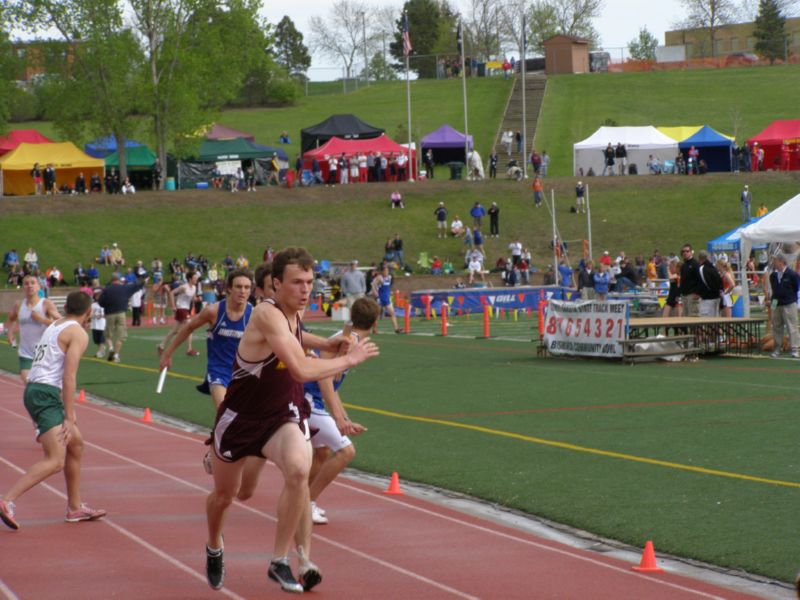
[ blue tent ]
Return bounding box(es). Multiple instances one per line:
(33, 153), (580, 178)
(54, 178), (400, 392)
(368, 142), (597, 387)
(679, 125), (735, 172)
(85, 136), (144, 158)
(707, 216), (767, 253)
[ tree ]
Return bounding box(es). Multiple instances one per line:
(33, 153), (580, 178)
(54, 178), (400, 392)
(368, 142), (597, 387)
(361, 51), (398, 81)
(753, 0), (788, 63)
(8, 0), (143, 178)
(273, 15), (310, 78)
(464, 0), (502, 61)
(676, 0), (740, 57)
(0, 22), (22, 133)
(525, 0), (605, 53)
(627, 27), (659, 60)
(390, 0), (455, 78)
(309, 0), (375, 80)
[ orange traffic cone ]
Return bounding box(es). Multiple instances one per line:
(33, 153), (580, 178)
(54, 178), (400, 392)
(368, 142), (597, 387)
(632, 540), (664, 573)
(141, 407), (153, 423)
(384, 471), (405, 495)
(78, 389), (86, 403)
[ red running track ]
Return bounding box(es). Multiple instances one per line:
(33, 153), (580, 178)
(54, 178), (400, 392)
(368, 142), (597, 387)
(0, 374), (764, 599)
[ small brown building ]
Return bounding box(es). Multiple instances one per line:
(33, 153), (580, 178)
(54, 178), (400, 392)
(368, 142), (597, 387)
(542, 35), (590, 75)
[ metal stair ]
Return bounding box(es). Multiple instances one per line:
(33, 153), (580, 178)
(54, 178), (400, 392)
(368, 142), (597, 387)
(491, 74), (547, 170)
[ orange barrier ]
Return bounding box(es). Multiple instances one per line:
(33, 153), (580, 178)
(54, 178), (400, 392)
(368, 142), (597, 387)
(440, 303), (448, 336)
(482, 305), (490, 338)
(403, 305), (410, 334)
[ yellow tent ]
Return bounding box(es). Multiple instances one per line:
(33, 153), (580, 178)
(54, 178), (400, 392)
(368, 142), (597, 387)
(656, 126), (703, 142)
(0, 142), (105, 196)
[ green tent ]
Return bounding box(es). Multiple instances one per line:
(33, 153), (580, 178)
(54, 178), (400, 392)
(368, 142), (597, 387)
(105, 145), (156, 170)
(197, 138), (287, 162)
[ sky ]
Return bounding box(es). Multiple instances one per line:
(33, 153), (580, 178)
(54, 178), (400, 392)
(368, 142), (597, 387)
(261, 0), (688, 78)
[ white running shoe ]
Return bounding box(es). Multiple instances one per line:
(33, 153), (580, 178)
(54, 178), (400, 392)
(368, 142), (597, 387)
(95, 348), (105, 358)
(311, 502), (328, 525)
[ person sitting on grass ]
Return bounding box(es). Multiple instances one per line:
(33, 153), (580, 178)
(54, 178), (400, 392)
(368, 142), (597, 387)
(390, 190), (404, 209)
(451, 215), (465, 237)
(430, 256), (443, 275)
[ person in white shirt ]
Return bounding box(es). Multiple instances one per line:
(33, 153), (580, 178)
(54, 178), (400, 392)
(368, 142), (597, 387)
(121, 177), (136, 194)
(450, 216), (465, 237)
(90, 295), (108, 358)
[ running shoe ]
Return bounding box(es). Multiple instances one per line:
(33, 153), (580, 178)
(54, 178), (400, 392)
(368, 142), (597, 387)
(95, 348), (106, 359)
(206, 546), (224, 590)
(311, 501), (328, 525)
(186, 350), (200, 357)
(156, 345), (163, 357)
(298, 562), (322, 592)
(771, 350), (781, 358)
(0, 499), (19, 530)
(268, 558), (303, 593)
(203, 450), (214, 475)
(113, 354), (121, 363)
(65, 503), (106, 522)
(107, 351), (115, 362)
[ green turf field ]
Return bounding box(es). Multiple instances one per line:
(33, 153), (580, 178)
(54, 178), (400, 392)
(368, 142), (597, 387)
(1, 319), (798, 582)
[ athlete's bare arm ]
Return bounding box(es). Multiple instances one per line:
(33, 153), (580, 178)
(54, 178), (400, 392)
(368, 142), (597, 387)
(317, 375), (366, 437)
(59, 322), (89, 444)
(159, 303), (219, 370)
(240, 303), (378, 383)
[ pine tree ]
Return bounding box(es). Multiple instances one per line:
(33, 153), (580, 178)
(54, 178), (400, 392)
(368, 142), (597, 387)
(753, 0), (787, 64)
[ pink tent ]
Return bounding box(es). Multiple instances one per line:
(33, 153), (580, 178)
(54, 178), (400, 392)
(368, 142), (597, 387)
(205, 124), (255, 142)
(0, 129), (53, 155)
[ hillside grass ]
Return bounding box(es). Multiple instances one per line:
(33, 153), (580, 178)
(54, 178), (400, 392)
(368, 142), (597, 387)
(535, 64), (800, 177)
(1, 172), (798, 284)
(13, 77), (513, 162)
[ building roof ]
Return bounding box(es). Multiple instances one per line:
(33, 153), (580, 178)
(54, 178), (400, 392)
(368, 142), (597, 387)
(542, 35), (590, 45)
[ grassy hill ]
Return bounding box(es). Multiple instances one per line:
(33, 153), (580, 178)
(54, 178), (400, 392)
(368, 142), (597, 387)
(13, 77), (513, 161)
(535, 64), (800, 177)
(1, 172), (798, 284)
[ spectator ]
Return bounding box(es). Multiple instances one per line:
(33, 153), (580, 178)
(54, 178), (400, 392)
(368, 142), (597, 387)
(473, 226), (484, 256)
(575, 181), (586, 214)
(532, 176), (543, 208)
(615, 259), (640, 291)
(396, 152), (408, 181)
(153, 158), (163, 190)
(516, 253), (530, 284)
(392, 233), (405, 268)
(110, 243), (125, 267)
(578, 261), (595, 299)
(74, 263), (89, 286)
(557, 260), (574, 287)
(99, 271), (147, 363)
(718, 260), (736, 318)
(540, 151), (550, 177)
(267, 154), (280, 186)
(424, 149), (434, 179)
(615, 142), (627, 175)
(390, 190), (404, 209)
(121, 177), (136, 194)
(647, 155), (662, 174)
(530, 149), (541, 174)
(488, 201), (500, 237)
(235, 254), (249, 269)
(340, 260), (366, 308)
(679, 245), (702, 316)
(740, 184), (752, 223)
(488, 151), (498, 179)
(543, 264), (556, 285)
(430, 256), (443, 275)
(602, 143), (615, 176)
(75, 172), (87, 194)
(90, 172), (102, 192)
(756, 202), (769, 217)
(469, 201), (485, 227)
(508, 238), (522, 266)
(7, 264), (24, 287)
(468, 253), (485, 285)
(697, 250), (721, 317)
(451, 215), (465, 237)
(768, 254), (800, 358)
(31, 162), (43, 195)
(593, 263), (610, 300)
(3, 248), (19, 271)
(43, 163), (56, 194)
(24, 248), (38, 272)
(515, 130), (522, 153)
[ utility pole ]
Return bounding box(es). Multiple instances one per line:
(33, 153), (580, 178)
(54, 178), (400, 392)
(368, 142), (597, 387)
(362, 12), (369, 86)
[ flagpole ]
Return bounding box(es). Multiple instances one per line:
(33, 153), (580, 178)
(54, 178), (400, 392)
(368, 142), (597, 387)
(459, 20), (469, 169)
(405, 54), (414, 182)
(521, 15), (528, 179)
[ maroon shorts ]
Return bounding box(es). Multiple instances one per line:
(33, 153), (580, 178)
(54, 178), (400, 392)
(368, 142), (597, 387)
(175, 308), (192, 322)
(211, 407), (310, 463)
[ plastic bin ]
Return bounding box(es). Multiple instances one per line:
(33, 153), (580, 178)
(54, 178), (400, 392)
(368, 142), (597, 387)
(165, 177), (176, 191)
(447, 162), (464, 180)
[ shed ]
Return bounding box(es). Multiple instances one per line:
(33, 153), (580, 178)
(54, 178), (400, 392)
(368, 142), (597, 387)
(542, 35), (590, 75)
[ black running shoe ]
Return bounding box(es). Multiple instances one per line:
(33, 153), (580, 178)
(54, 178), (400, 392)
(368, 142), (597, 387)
(268, 559), (303, 593)
(206, 546), (224, 590)
(196, 379), (210, 395)
(299, 563), (322, 592)
(107, 351), (115, 362)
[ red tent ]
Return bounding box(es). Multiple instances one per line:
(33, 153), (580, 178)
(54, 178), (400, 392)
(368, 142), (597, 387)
(0, 129), (53, 155)
(302, 135), (416, 182)
(748, 120), (800, 171)
(205, 124), (255, 142)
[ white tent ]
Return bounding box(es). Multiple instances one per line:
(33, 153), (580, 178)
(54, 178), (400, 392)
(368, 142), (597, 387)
(739, 193), (800, 316)
(573, 126), (678, 176)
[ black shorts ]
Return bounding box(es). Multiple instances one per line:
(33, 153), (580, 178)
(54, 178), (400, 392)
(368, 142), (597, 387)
(211, 408), (310, 463)
(92, 329), (106, 345)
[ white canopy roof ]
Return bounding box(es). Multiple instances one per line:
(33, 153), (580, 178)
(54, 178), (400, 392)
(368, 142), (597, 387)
(739, 193), (800, 316)
(574, 126), (678, 150)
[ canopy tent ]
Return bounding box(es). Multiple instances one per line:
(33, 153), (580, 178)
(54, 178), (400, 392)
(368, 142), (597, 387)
(301, 114), (384, 153)
(205, 124), (255, 142)
(420, 124), (473, 164)
(707, 217), (766, 253)
(198, 138), (287, 162)
(302, 135), (416, 181)
(0, 129), (53, 155)
(739, 193), (800, 315)
(573, 126), (678, 176)
(0, 142), (104, 196)
(657, 126), (702, 142)
(105, 145), (157, 169)
(748, 119), (800, 171)
(678, 125), (736, 172)
(85, 136), (144, 159)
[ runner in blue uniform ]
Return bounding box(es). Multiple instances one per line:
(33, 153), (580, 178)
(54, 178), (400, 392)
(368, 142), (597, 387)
(304, 298), (376, 524)
(371, 265), (400, 332)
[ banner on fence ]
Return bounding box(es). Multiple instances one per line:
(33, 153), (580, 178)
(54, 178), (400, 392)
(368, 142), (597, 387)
(543, 300), (629, 357)
(410, 286), (577, 312)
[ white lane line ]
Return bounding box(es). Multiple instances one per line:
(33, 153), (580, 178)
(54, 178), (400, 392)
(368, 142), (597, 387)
(0, 579), (20, 600)
(0, 454), (245, 600)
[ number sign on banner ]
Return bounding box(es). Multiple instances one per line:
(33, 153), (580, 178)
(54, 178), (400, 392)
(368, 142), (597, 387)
(543, 300), (630, 357)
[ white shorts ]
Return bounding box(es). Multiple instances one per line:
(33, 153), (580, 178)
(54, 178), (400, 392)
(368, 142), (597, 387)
(309, 409), (352, 452)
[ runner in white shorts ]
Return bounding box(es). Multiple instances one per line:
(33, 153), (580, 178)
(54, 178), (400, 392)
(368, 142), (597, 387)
(303, 297), (377, 524)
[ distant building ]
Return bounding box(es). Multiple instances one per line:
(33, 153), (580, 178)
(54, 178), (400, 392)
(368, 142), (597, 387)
(665, 16), (800, 58)
(11, 40), (78, 84)
(542, 35), (590, 75)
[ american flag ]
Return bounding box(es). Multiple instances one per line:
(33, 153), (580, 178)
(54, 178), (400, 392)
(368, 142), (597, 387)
(402, 12), (412, 56)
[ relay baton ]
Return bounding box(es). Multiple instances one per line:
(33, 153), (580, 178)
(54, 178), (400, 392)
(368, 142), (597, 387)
(156, 367), (168, 394)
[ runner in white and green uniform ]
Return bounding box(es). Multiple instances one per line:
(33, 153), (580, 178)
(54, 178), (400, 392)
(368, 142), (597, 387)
(5, 274), (60, 383)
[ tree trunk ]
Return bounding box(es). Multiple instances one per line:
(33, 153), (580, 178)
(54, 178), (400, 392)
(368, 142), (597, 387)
(116, 132), (128, 181)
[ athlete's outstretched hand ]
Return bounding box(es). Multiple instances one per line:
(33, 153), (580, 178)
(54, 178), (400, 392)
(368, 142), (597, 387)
(346, 336), (379, 366)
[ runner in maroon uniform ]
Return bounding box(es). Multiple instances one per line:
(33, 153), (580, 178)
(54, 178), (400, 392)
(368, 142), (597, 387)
(204, 248), (379, 593)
